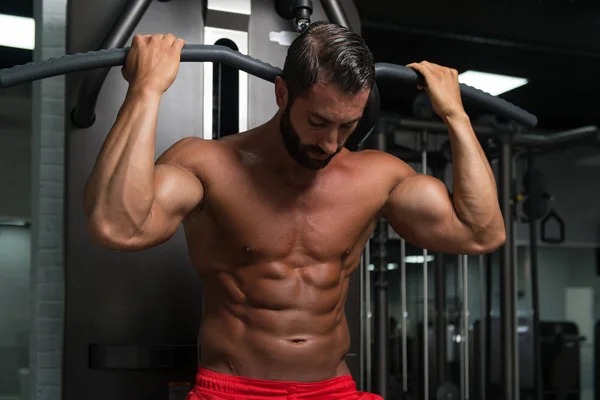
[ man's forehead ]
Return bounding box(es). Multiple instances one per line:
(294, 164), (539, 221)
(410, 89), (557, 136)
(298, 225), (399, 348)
(300, 85), (369, 118)
(305, 106), (363, 124)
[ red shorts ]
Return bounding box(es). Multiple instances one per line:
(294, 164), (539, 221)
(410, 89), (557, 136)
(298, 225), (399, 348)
(186, 368), (383, 400)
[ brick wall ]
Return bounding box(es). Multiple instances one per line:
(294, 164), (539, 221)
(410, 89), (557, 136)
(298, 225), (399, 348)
(30, 0), (67, 398)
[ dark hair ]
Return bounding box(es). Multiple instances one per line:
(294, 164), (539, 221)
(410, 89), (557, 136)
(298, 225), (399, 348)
(281, 21), (375, 100)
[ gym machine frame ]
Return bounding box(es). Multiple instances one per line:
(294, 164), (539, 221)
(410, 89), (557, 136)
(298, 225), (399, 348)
(0, 1), (539, 399)
(388, 117), (597, 400)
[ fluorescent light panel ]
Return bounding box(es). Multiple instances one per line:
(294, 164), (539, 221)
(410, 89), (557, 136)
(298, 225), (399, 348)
(0, 219), (30, 227)
(0, 14), (35, 50)
(403, 255), (435, 264)
(368, 256), (435, 271)
(458, 70), (528, 96)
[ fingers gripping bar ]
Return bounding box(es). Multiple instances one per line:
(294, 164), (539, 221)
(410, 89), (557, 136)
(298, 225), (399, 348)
(0, 45), (538, 129)
(375, 63), (538, 128)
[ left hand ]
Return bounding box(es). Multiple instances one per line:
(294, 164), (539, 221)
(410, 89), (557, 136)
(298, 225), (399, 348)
(406, 61), (465, 120)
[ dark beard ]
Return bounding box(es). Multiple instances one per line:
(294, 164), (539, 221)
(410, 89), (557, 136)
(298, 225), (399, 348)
(279, 104), (341, 170)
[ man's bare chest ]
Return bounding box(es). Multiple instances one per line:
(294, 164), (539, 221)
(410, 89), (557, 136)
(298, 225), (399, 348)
(195, 167), (387, 263)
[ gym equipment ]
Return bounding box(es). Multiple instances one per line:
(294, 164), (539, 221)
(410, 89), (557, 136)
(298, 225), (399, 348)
(437, 382), (460, 400)
(361, 237), (372, 392)
(595, 321), (600, 400)
(275, 0), (314, 32)
(519, 128), (597, 400)
(320, 0), (353, 30)
(372, 129), (389, 399)
(376, 125), (475, 400)
(0, 47), (538, 151)
(497, 133), (518, 400)
(69, 0), (154, 129)
(391, 117), (597, 400)
(36, 1), (368, 399)
(540, 207), (565, 244)
(472, 317), (536, 397)
(527, 150), (544, 400)
(477, 254), (486, 400)
(540, 322), (583, 400)
(458, 254), (469, 400)
(1, 1), (546, 399)
(421, 130), (430, 400)
(401, 236), (408, 394)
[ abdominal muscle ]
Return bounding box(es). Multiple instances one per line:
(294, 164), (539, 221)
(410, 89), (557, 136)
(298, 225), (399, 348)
(196, 260), (355, 382)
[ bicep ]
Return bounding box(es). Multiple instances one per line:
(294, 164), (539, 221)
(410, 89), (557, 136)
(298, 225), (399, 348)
(153, 136), (206, 220)
(126, 138), (206, 249)
(381, 174), (476, 254)
(153, 163), (204, 218)
(126, 164), (204, 249)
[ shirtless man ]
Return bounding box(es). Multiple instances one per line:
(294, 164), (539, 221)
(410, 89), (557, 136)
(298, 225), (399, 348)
(83, 22), (506, 400)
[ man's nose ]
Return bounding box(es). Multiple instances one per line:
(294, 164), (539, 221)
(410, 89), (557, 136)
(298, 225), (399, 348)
(321, 130), (339, 154)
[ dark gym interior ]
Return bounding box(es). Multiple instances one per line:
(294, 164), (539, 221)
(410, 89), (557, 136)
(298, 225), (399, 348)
(1, 0), (600, 400)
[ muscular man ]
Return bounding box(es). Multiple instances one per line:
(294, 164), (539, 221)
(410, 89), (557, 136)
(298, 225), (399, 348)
(84, 22), (506, 400)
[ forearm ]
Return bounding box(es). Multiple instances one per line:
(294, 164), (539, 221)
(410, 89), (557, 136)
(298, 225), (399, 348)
(84, 87), (162, 232)
(446, 112), (503, 237)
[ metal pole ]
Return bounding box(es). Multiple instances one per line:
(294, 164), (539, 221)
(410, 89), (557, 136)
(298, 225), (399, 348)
(373, 131), (388, 399)
(512, 158), (520, 400)
(459, 256), (465, 399)
(365, 241), (372, 393)
(528, 148), (543, 400)
(389, 116), (498, 135)
(434, 253), (446, 384)
(479, 254), (486, 400)
(485, 252), (493, 399)
(401, 239), (408, 393)
(499, 138), (516, 400)
(463, 255), (470, 400)
(360, 245), (366, 391)
(433, 162), (447, 388)
(422, 131), (429, 400)
(320, 0), (352, 29)
(72, 0), (154, 127)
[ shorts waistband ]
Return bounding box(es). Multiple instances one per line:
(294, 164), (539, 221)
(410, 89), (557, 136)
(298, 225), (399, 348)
(194, 367), (357, 397)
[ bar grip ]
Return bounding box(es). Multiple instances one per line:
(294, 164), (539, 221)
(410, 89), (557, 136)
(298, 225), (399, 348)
(0, 46), (538, 128)
(0, 45), (282, 88)
(375, 62), (538, 128)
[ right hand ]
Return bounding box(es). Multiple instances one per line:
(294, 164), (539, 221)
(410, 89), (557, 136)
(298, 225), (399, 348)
(122, 33), (185, 95)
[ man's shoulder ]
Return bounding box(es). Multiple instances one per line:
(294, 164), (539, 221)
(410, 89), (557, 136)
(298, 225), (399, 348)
(334, 149), (417, 198)
(156, 136), (242, 181)
(343, 149), (415, 178)
(158, 136), (238, 162)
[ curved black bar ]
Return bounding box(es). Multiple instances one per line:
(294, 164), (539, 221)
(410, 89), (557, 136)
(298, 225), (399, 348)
(375, 62), (539, 128)
(513, 125), (599, 147)
(183, 46), (281, 82)
(0, 45), (538, 129)
(72, 0), (154, 128)
(0, 45), (282, 88)
(0, 48), (128, 88)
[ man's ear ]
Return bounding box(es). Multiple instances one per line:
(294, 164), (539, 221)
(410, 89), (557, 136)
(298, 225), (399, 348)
(274, 76), (288, 109)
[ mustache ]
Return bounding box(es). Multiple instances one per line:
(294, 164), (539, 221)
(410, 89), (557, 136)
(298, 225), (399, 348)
(306, 146), (327, 155)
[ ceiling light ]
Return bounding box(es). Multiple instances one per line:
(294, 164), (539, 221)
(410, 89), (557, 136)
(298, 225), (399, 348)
(458, 70), (528, 96)
(0, 14), (35, 50)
